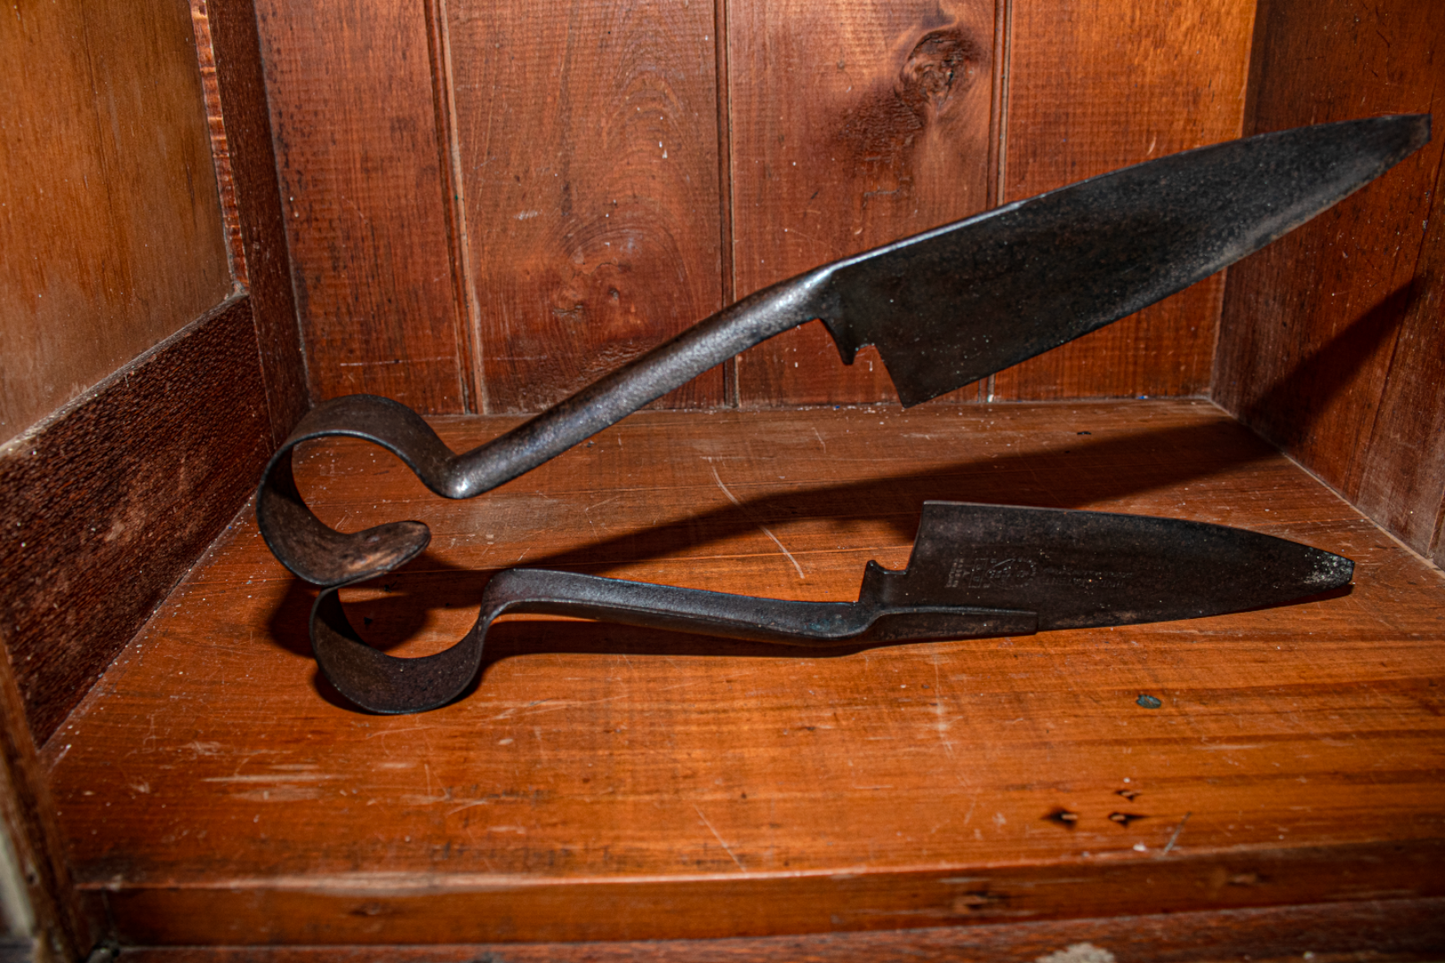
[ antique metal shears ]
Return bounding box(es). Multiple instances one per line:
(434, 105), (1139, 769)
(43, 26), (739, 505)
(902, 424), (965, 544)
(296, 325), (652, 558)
(256, 115), (1428, 714)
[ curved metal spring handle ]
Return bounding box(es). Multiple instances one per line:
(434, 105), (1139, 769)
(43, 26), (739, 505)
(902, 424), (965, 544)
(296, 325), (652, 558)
(255, 276), (826, 589)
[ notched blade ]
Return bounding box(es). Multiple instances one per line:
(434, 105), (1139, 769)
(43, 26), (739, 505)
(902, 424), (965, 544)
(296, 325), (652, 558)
(862, 502), (1354, 628)
(818, 115), (1429, 406)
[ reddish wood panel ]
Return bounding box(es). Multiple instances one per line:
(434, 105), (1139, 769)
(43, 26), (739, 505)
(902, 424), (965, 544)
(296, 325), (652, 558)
(0, 298), (272, 746)
(0, 657), (90, 959)
(448, 0), (726, 413)
(1214, 0), (1445, 563)
(99, 843), (1445, 946)
(106, 898), (1445, 963)
(0, 0), (233, 445)
(190, 0), (248, 287)
(729, 0), (996, 405)
(991, 0), (1255, 401)
(205, 0), (310, 442)
(43, 402), (1445, 943)
(1357, 156), (1445, 567)
(254, 0), (469, 412)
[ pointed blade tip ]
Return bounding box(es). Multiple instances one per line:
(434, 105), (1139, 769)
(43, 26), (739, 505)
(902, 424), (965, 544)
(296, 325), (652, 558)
(1307, 548), (1355, 594)
(1404, 112), (1431, 149)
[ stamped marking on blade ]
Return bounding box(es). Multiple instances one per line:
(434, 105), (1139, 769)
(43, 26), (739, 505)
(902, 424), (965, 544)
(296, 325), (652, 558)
(947, 557), (1036, 588)
(947, 557), (1135, 590)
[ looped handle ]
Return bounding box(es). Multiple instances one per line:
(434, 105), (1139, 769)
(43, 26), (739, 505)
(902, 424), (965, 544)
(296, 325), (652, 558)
(256, 395), (456, 587)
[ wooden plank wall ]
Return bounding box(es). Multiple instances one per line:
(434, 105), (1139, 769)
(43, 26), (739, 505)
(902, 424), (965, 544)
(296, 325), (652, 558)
(0, 0), (306, 953)
(253, 0), (470, 413)
(994, 0), (1254, 400)
(0, 0), (307, 747)
(728, 0), (996, 405)
(1214, 0), (1445, 566)
(449, 0), (726, 411)
(0, 0), (234, 446)
(256, 0), (1259, 414)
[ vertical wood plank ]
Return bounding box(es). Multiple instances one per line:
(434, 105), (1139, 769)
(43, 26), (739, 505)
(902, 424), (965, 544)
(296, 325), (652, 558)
(0, 0), (233, 444)
(190, 0), (248, 287)
(1357, 158), (1445, 564)
(992, 0), (1255, 401)
(1213, 0), (1445, 561)
(730, 0), (996, 406)
(205, 0), (311, 440)
(446, 0), (725, 413)
(254, 0), (469, 412)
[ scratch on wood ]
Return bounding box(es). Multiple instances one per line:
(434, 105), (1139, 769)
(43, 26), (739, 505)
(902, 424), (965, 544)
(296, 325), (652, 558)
(930, 653), (955, 758)
(709, 464), (806, 579)
(203, 774), (339, 783)
(446, 800), (490, 817)
(692, 804), (746, 872)
(363, 726), (439, 739)
(1162, 812), (1192, 856)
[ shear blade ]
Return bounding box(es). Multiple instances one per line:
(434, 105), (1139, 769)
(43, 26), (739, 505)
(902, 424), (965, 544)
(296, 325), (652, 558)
(819, 114), (1429, 405)
(868, 502), (1354, 629)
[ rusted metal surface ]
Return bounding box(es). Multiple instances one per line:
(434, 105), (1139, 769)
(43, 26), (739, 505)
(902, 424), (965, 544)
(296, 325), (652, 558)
(255, 115), (1425, 713)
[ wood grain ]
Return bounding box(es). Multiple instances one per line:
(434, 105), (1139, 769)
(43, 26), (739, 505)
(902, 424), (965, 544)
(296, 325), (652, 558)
(254, 0), (470, 412)
(991, 0), (1255, 401)
(1214, 0), (1445, 563)
(204, 0), (311, 443)
(0, 649), (90, 959)
(730, 0), (996, 405)
(100, 898), (1445, 962)
(0, 298), (272, 746)
(190, 0), (247, 287)
(1357, 153), (1445, 567)
(447, 0), (726, 413)
(0, 0), (233, 445)
(43, 402), (1445, 943)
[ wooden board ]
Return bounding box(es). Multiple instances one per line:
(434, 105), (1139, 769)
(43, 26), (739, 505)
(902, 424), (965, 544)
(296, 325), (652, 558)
(96, 898), (1445, 961)
(0, 295), (279, 957)
(1359, 156), (1445, 568)
(447, 0), (726, 413)
(253, 0), (470, 412)
(205, 0), (310, 443)
(991, 0), (1256, 401)
(729, 0), (996, 405)
(1213, 0), (1445, 564)
(190, 0), (248, 287)
(0, 0), (233, 445)
(0, 298), (272, 746)
(1356, 150), (1445, 567)
(0, 648), (90, 959)
(44, 401), (1445, 944)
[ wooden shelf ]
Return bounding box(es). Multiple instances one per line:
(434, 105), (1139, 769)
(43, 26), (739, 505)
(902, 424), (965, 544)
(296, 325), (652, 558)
(49, 401), (1445, 946)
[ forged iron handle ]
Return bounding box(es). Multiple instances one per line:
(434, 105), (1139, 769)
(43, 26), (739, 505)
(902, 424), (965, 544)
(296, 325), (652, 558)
(310, 566), (1038, 714)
